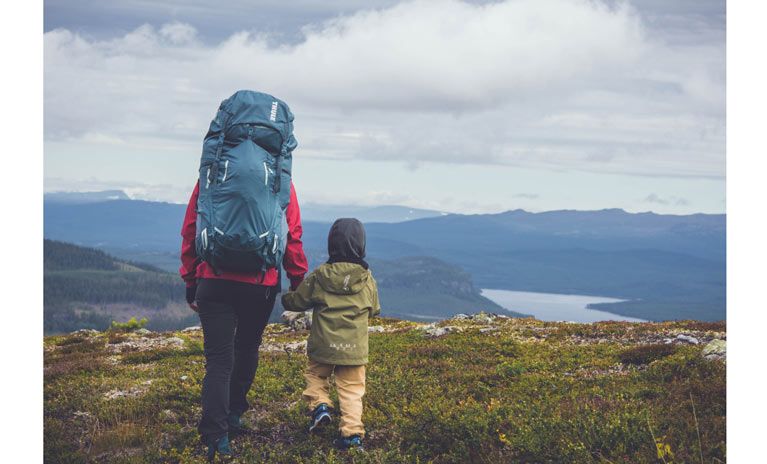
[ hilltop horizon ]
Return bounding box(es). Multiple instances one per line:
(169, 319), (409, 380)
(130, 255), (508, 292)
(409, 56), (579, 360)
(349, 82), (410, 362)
(44, 189), (725, 218)
(44, 193), (726, 322)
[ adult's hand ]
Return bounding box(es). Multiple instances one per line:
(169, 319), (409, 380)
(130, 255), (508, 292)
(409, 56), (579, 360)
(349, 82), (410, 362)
(289, 275), (304, 292)
(186, 285), (199, 313)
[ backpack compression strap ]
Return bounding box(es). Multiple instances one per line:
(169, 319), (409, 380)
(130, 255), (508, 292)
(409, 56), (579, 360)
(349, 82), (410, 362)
(273, 117), (291, 194)
(209, 106), (232, 187)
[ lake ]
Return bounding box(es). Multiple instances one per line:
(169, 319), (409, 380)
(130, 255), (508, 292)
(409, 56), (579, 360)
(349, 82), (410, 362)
(481, 289), (647, 323)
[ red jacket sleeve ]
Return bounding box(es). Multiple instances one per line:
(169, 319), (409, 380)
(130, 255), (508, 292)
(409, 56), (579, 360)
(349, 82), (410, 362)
(283, 181), (309, 288)
(179, 182), (200, 287)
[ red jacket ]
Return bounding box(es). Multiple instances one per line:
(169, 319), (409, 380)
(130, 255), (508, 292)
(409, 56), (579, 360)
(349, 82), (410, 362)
(179, 181), (309, 289)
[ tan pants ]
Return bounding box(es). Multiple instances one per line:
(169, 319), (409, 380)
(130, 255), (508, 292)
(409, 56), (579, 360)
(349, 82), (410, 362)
(303, 360), (366, 437)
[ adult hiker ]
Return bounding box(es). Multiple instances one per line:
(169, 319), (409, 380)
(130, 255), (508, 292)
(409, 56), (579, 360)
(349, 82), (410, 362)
(179, 90), (308, 461)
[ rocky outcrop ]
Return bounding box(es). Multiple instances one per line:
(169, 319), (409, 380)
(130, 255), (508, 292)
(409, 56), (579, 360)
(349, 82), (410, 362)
(260, 339), (307, 353)
(702, 339), (726, 361)
(282, 310), (313, 331)
(108, 335), (185, 353)
(675, 334), (700, 345)
(419, 324), (465, 338)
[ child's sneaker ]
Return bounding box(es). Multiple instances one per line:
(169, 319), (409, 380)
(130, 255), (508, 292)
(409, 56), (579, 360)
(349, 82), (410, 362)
(206, 434), (232, 462)
(334, 434), (364, 451)
(308, 403), (332, 432)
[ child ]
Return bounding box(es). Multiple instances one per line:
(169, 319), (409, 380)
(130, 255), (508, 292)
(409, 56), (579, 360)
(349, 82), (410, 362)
(281, 218), (380, 450)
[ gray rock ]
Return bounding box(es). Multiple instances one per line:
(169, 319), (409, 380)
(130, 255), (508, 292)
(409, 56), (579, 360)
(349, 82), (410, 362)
(453, 314), (469, 320)
(70, 329), (99, 336)
(676, 334), (700, 345)
(368, 326), (385, 333)
(181, 326), (201, 332)
(134, 328), (152, 336)
(702, 339), (726, 361)
(103, 385), (148, 400)
(284, 341), (308, 352)
(470, 312), (497, 324)
(260, 339), (307, 353)
(165, 337), (185, 346)
(108, 335), (185, 353)
(72, 410), (93, 420)
(160, 409), (178, 422)
(424, 326), (464, 338)
(282, 310), (312, 331)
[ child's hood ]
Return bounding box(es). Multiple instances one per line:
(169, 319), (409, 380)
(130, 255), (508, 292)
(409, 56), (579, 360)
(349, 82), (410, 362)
(315, 262), (370, 295)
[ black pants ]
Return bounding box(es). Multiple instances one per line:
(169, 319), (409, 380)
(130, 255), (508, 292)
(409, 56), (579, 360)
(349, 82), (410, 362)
(195, 278), (277, 444)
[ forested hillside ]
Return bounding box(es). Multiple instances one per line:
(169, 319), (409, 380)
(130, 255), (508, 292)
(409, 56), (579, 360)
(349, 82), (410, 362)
(44, 240), (512, 334)
(370, 256), (507, 320)
(44, 240), (192, 334)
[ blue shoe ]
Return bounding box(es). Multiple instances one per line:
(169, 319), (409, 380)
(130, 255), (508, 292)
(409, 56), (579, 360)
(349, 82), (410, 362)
(309, 403), (332, 432)
(334, 434), (364, 451)
(206, 434), (232, 462)
(227, 412), (252, 435)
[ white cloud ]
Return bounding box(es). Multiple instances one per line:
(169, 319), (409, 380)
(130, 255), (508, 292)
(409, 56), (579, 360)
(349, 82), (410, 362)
(159, 21), (199, 45)
(512, 193), (540, 199)
(44, 177), (190, 203)
(643, 193), (690, 206)
(44, 0), (725, 181)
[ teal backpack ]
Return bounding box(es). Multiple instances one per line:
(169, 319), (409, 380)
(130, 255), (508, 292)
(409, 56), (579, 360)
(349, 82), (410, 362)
(196, 90), (297, 273)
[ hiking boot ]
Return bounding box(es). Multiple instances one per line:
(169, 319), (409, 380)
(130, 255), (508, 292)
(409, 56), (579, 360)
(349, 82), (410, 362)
(227, 412), (253, 435)
(334, 434), (364, 451)
(206, 434), (232, 462)
(308, 403), (332, 432)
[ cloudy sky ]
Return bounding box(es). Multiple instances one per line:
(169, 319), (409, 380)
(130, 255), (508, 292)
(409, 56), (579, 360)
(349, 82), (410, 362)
(44, 0), (725, 214)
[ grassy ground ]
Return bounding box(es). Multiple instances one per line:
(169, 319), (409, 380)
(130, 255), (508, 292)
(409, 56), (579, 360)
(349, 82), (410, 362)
(44, 315), (726, 463)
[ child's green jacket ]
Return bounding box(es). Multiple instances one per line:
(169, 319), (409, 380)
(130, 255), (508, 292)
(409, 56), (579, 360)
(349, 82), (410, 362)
(282, 262), (380, 365)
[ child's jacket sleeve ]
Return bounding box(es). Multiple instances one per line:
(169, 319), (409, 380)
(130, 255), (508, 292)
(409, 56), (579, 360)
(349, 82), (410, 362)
(369, 276), (381, 317)
(281, 272), (317, 312)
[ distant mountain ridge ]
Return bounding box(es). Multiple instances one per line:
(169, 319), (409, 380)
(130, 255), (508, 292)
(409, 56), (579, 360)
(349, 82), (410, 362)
(43, 193), (726, 321)
(44, 190), (131, 204)
(43, 190), (446, 223)
(300, 203), (446, 223)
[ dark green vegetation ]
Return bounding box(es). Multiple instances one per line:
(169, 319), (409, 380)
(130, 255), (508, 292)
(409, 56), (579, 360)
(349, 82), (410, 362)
(44, 196), (726, 321)
(44, 240), (194, 334)
(44, 316), (726, 463)
(44, 240), (510, 334)
(368, 256), (515, 320)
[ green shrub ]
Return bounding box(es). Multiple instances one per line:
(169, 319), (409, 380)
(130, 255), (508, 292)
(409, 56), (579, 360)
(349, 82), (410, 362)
(109, 317), (148, 332)
(619, 344), (677, 365)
